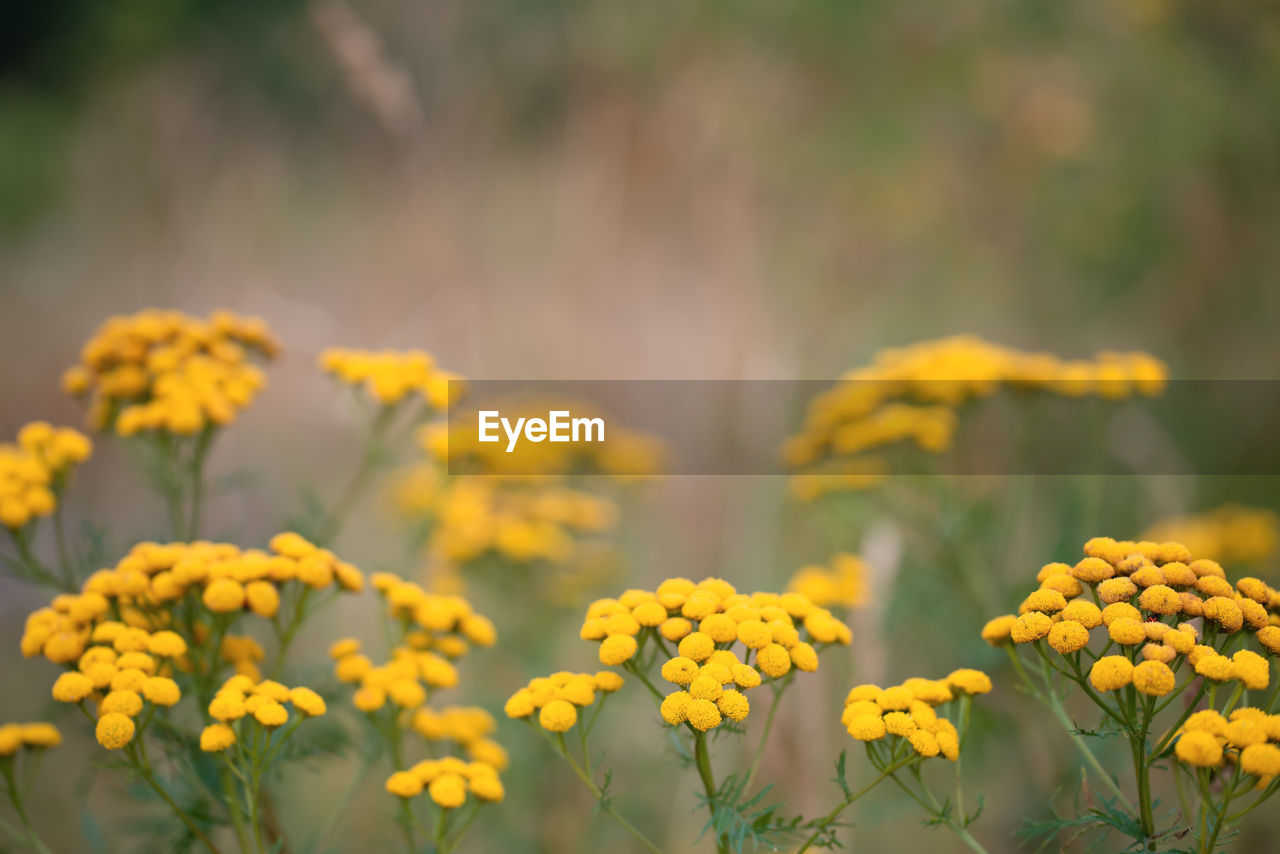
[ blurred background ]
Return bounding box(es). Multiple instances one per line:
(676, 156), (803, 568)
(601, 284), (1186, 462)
(2, 0), (1280, 851)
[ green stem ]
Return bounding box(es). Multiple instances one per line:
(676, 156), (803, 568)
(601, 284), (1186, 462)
(1, 761), (54, 854)
(316, 405), (399, 547)
(795, 758), (913, 853)
(188, 427), (214, 540)
(694, 734), (729, 854)
(125, 746), (222, 854)
(552, 733), (662, 854)
(743, 671), (793, 792)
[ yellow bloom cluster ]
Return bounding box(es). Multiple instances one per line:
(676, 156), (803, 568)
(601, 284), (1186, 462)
(384, 756), (505, 807)
(787, 553), (871, 609)
(410, 706), (509, 770)
(199, 674), (327, 752)
(1171, 707), (1280, 775)
(785, 336), (1167, 494)
(332, 576), (495, 713)
(504, 671), (625, 732)
(62, 309), (278, 436)
(318, 348), (464, 408)
(22, 533), (364, 669)
(0, 722), (62, 754)
(0, 422), (92, 530)
(1141, 505), (1279, 567)
(841, 670), (991, 759)
(984, 537), (1279, 697)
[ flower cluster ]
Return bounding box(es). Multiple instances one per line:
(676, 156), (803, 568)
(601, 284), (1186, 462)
(409, 705), (509, 770)
(1141, 505), (1279, 567)
(992, 536), (1280, 850)
(22, 533), (364, 668)
(0, 422), (92, 530)
(784, 336), (1167, 495)
(198, 674), (327, 753)
(318, 348), (464, 408)
(384, 756), (505, 807)
(504, 671), (625, 732)
(787, 552), (871, 609)
(0, 722), (62, 755)
(841, 670), (990, 759)
(62, 309), (278, 436)
(332, 576), (495, 714)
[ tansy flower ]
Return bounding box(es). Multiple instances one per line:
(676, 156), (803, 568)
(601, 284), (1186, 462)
(1048, 621), (1090, 654)
(661, 657), (699, 686)
(847, 714), (886, 741)
(677, 632), (714, 663)
(717, 690), (749, 722)
(947, 669), (992, 695)
(101, 690), (143, 717)
(386, 771), (424, 798)
(95, 713), (135, 750)
(19, 723), (62, 748)
(142, 676), (181, 706)
(1224, 719), (1267, 749)
(661, 691), (691, 725)
(1232, 650), (1270, 691)
(598, 634), (637, 666)
(1089, 656), (1134, 692)
(1108, 618), (1147, 646)
(290, 687), (327, 716)
(200, 723), (236, 752)
(1010, 612), (1053, 644)
(685, 698), (722, 732)
(203, 578), (246, 613)
(756, 644), (792, 678)
(909, 729), (940, 758)
(1241, 744), (1280, 777)
(981, 615), (1016, 645)
(1184, 710), (1228, 735)
(428, 774), (467, 809)
(538, 699), (577, 732)
(254, 701), (288, 728)
(52, 671), (94, 703)
(1132, 660), (1176, 697)
(1175, 731), (1223, 767)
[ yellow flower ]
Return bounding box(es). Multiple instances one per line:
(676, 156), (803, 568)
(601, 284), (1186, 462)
(788, 642), (819, 672)
(946, 669), (992, 695)
(142, 677), (181, 707)
(200, 723), (236, 752)
(756, 644), (792, 678)
(1132, 660), (1176, 697)
(1073, 557), (1115, 583)
(428, 774), (468, 809)
(1048, 621), (1090, 654)
(1224, 719), (1267, 749)
(883, 711), (916, 736)
(846, 714), (886, 742)
(659, 618), (693, 642)
(677, 632), (714, 663)
(1194, 653), (1234, 682)
(685, 698), (722, 732)
(101, 689), (143, 717)
(245, 581), (280, 618)
(335, 654), (373, 683)
(52, 671), (95, 703)
(1020, 589), (1067, 614)
(504, 691), (536, 719)
(354, 686), (387, 712)
(1241, 743), (1280, 777)
(19, 723), (62, 748)
(329, 638), (361, 659)
(470, 775), (505, 802)
(1010, 612), (1053, 644)
(980, 616), (1015, 645)
(1059, 600), (1102, 628)
(908, 729), (940, 758)
(1175, 731), (1223, 767)
(717, 690), (749, 722)
(661, 691), (691, 725)
(95, 713), (135, 750)
(1232, 650), (1270, 691)
(876, 686), (914, 712)
(661, 657), (699, 686)
(203, 578), (246, 613)
(594, 671), (624, 693)
(289, 687), (327, 716)
(538, 699), (577, 732)
(1138, 584), (1181, 615)
(386, 771), (424, 798)
(1097, 578), (1138, 604)
(598, 634), (637, 666)
(1088, 656), (1134, 692)
(1108, 618), (1147, 646)
(209, 692), (247, 721)
(253, 701), (288, 728)
(146, 631), (188, 658)
(1183, 710), (1228, 736)
(689, 675), (724, 702)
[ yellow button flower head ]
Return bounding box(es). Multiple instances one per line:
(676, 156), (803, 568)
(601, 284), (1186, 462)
(677, 632), (714, 663)
(847, 714), (886, 742)
(909, 729), (940, 757)
(200, 723), (237, 752)
(598, 634), (637, 666)
(95, 712), (135, 750)
(203, 578), (246, 613)
(1089, 656), (1134, 692)
(538, 699), (577, 733)
(1020, 589), (1068, 614)
(1138, 584), (1181, 615)
(689, 675), (724, 702)
(717, 690), (749, 722)
(1224, 719), (1267, 749)
(1232, 650), (1270, 691)
(52, 671), (95, 703)
(1184, 709), (1228, 735)
(660, 691), (692, 725)
(1194, 653), (1234, 682)
(757, 643), (792, 678)
(386, 771), (424, 798)
(593, 671), (624, 693)
(788, 642), (819, 672)
(1048, 621), (1090, 654)
(947, 669), (992, 695)
(470, 775), (505, 802)
(876, 686), (914, 712)
(146, 631), (188, 658)
(980, 615), (1016, 646)
(428, 774), (468, 809)
(289, 687), (327, 717)
(504, 691), (535, 719)
(101, 690), (143, 717)
(142, 677), (181, 707)
(1010, 612), (1053, 644)
(661, 657), (699, 686)
(1108, 618), (1148, 646)
(1241, 743), (1280, 777)
(1175, 731), (1223, 767)
(1132, 660), (1176, 697)
(1097, 578), (1138, 604)
(19, 723), (61, 749)
(330, 638), (361, 659)
(254, 701), (288, 728)
(685, 698), (722, 732)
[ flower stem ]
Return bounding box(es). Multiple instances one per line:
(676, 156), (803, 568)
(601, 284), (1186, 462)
(693, 733), (729, 854)
(552, 733), (662, 854)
